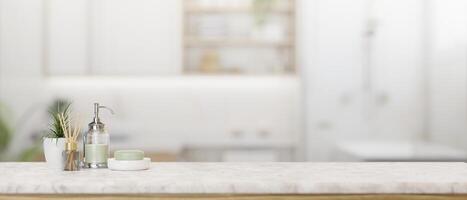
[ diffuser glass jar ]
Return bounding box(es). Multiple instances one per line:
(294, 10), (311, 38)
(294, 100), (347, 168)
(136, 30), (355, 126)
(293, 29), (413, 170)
(62, 143), (80, 171)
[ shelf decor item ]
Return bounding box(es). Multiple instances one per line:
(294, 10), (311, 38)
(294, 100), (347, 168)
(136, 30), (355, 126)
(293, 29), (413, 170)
(59, 113), (81, 171)
(252, 0), (277, 26)
(108, 150), (151, 171)
(43, 100), (71, 170)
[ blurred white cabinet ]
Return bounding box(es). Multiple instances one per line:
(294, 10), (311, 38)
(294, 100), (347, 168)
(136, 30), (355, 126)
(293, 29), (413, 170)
(45, 0), (182, 76)
(300, 0), (424, 160)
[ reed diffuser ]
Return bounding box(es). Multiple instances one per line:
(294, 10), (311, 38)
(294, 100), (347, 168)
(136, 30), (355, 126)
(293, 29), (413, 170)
(58, 114), (81, 171)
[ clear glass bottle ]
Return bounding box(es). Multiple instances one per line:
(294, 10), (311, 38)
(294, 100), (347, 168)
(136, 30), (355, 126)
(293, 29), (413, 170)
(83, 103), (114, 168)
(63, 142), (80, 171)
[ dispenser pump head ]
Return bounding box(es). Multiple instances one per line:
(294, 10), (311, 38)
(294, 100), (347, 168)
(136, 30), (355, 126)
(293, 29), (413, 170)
(89, 103), (114, 131)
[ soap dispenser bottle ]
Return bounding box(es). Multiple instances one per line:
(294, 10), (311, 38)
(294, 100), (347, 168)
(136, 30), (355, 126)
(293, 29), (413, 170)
(83, 103), (114, 168)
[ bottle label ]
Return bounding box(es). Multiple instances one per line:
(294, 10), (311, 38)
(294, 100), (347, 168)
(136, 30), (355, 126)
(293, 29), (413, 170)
(85, 144), (108, 163)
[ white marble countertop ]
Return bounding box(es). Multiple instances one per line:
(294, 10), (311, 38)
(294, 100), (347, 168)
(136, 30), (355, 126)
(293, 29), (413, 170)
(1, 162), (467, 194)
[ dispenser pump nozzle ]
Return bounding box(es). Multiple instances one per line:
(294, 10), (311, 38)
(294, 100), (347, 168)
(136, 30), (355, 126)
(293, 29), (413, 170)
(92, 103), (115, 124)
(93, 103), (99, 123)
(89, 103), (115, 128)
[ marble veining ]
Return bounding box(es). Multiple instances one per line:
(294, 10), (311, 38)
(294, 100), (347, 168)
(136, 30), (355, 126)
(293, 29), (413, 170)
(1, 162), (467, 194)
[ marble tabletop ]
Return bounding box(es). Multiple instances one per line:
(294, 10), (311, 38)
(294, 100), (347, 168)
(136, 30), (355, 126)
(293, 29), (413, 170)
(1, 162), (467, 194)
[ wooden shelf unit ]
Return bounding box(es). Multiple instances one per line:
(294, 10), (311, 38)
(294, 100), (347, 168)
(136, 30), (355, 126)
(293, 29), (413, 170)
(183, 0), (296, 75)
(185, 6), (293, 14)
(185, 37), (293, 47)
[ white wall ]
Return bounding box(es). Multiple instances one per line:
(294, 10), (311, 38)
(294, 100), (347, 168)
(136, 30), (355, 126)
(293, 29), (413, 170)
(93, 0), (182, 75)
(0, 0), (48, 155)
(46, 0), (182, 76)
(46, 0), (88, 75)
(428, 0), (467, 150)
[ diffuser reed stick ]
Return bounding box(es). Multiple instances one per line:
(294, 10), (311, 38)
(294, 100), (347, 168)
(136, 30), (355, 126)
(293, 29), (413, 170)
(58, 114), (81, 171)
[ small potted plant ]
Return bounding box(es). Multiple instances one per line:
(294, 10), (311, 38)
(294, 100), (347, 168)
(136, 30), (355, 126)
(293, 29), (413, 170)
(251, 0), (281, 41)
(43, 100), (71, 169)
(252, 0), (276, 27)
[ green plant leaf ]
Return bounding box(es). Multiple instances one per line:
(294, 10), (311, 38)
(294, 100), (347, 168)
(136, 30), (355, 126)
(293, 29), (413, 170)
(18, 143), (42, 161)
(0, 102), (13, 156)
(46, 99), (72, 138)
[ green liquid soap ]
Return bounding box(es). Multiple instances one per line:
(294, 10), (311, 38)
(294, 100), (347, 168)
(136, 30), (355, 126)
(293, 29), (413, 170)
(85, 144), (109, 163)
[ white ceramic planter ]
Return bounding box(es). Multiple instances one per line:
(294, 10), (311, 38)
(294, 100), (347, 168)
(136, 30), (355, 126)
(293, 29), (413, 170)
(43, 137), (66, 170)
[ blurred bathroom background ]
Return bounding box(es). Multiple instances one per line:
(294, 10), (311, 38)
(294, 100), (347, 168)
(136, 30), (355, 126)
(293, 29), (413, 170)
(1, 0), (467, 162)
